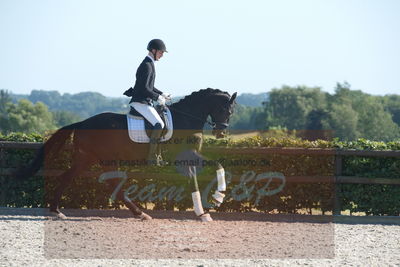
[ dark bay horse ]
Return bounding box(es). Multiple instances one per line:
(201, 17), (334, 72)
(16, 88), (237, 221)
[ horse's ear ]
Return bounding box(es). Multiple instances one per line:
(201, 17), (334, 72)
(230, 92), (237, 103)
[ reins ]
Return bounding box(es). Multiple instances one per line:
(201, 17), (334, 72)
(167, 105), (216, 128)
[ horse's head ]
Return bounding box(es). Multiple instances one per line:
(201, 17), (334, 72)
(208, 92), (237, 138)
(170, 88), (237, 136)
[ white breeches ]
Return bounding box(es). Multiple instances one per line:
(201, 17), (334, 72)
(130, 102), (165, 128)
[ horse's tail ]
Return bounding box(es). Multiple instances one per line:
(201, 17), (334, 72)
(14, 122), (80, 181)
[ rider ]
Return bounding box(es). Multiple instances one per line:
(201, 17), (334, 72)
(124, 39), (171, 163)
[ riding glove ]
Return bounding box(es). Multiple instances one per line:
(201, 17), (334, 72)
(157, 95), (166, 106)
(162, 93), (172, 101)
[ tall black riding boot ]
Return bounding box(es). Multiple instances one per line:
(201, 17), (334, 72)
(147, 123), (163, 166)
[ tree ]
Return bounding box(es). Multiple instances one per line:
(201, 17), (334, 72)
(263, 86), (328, 130)
(356, 97), (400, 141)
(229, 104), (265, 130)
(329, 102), (360, 140)
(53, 110), (81, 127)
(26, 90), (127, 118)
(3, 99), (56, 134)
(0, 90), (12, 132)
(329, 82), (400, 141)
(306, 109), (330, 130)
(382, 94), (400, 127)
(29, 90), (62, 109)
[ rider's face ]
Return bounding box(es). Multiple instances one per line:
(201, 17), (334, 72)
(153, 49), (164, 61)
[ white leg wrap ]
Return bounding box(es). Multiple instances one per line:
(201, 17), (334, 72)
(192, 191), (204, 216)
(200, 213), (213, 222)
(217, 168), (226, 191)
(212, 190), (225, 206)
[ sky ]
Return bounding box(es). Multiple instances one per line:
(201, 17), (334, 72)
(0, 0), (399, 98)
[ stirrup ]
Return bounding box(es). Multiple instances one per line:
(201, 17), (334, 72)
(147, 154), (163, 166)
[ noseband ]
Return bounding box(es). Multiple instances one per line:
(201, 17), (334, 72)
(213, 121), (229, 130)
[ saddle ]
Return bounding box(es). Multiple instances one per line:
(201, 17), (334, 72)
(126, 105), (173, 143)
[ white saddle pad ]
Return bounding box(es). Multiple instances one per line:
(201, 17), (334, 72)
(126, 107), (173, 143)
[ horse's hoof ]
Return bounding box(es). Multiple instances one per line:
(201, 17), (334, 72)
(138, 212), (152, 220)
(50, 211), (67, 220)
(200, 213), (213, 222)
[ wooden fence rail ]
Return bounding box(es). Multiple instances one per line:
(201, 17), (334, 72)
(1, 141), (400, 215)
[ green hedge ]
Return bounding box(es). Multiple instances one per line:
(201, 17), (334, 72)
(337, 139), (400, 216)
(0, 133), (44, 208)
(1, 133), (400, 216)
(205, 137), (400, 216)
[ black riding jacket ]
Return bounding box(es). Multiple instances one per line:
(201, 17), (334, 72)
(124, 56), (163, 105)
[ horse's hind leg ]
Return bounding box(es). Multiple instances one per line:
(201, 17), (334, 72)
(105, 178), (152, 220)
(49, 152), (92, 219)
(49, 167), (79, 219)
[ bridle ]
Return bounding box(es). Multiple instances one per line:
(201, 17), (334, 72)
(167, 105), (228, 130)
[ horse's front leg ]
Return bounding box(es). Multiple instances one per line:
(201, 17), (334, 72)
(195, 133), (227, 208)
(211, 162), (227, 208)
(187, 165), (213, 222)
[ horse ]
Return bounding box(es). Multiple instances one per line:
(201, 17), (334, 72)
(15, 88), (237, 222)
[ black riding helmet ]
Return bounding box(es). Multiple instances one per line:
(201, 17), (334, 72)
(147, 39), (168, 53)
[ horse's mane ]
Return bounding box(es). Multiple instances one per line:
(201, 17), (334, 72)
(171, 88), (230, 108)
